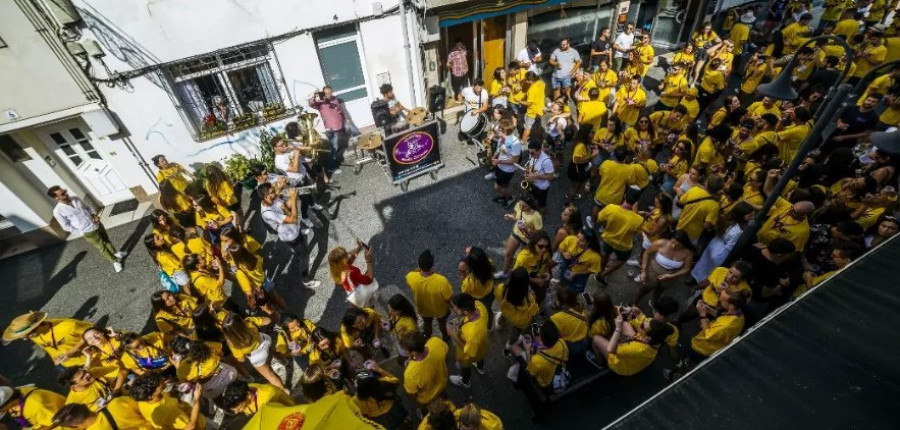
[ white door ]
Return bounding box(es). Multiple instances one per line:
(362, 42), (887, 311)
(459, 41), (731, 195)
(41, 123), (132, 205)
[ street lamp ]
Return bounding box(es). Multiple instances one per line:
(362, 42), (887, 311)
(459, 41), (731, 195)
(870, 129), (900, 156)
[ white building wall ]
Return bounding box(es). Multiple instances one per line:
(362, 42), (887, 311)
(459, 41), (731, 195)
(67, 0), (416, 179)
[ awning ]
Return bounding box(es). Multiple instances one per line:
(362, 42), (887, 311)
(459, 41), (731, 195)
(437, 0), (571, 28)
(605, 235), (900, 429)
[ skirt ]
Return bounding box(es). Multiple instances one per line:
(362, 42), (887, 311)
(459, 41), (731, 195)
(248, 333), (273, 367)
(201, 362), (238, 399)
(347, 280), (380, 308)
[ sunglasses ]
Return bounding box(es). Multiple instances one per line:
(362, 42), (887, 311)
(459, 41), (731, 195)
(536, 244), (548, 249)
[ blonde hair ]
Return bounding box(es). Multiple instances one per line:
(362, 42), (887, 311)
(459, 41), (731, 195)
(328, 247), (350, 284)
(457, 403), (483, 428)
(221, 313), (258, 351)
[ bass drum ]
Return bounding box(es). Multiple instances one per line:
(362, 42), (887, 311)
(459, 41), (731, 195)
(460, 110), (487, 137)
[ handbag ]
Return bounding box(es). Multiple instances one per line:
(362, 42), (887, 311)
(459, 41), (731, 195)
(538, 350), (571, 393)
(158, 269), (179, 293)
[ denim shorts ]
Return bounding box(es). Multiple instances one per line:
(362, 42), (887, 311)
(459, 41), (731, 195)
(552, 75), (573, 89)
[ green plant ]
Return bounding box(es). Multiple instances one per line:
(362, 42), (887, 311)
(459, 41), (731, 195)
(221, 154), (257, 183)
(258, 129), (278, 171)
(263, 103), (286, 120)
(233, 111), (257, 129)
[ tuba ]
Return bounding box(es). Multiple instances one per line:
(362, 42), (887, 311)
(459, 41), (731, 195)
(297, 112), (320, 146)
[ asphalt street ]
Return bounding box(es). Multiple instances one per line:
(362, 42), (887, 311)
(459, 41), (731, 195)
(0, 77), (700, 429)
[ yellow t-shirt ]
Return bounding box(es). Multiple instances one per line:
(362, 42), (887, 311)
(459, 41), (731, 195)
(691, 30), (719, 50)
(729, 23), (750, 55)
(624, 128), (655, 152)
(195, 204), (231, 230)
(405, 271), (453, 318)
(403, 337), (449, 404)
(87, 397), (152, 430)
(241, 383), (295, 415)
(676, 187), (720, 240)
(746, 102), (781, 119)
(155, 250), (183, 276)
(589, 318), (613, 338)
(595, 160), (633, 206)
(576, 78), (597, 103)
(782, 22), (809, 54)
(853, 44), (888, 78)
(513, 201), (543, 240)
(658, 73), (688, 107)
(176, 341), (223, 382)
(691, 314), (745, 356)
(275, 319), (317, 356)
(461, 274), (494, 300)
(452, 407), (504, 430)
(741, 62), (769, 94)
(694, 136), (722, 167)
(513, 248), (550, 278)
(756, 198), (810, 250)
(597, 204), (644, 251)
(354, 375), (399, 418)
(17, 387), (66, 428)
(526, 80), (546, 118)
(235, 256), (266, 297)
(607, 340), (659, 376)
(120, 332), (168, 373)
(592, 127), (626, 148)
(390, 315), (418, 338)
(489, 80), (504, 98)
(629, 159), (659, 189)
(307, 339), (346, 368)
(189, 271), (227, 305)
(579, 100), (607, 127)
(614, 87), (647, 126)
(672, 50), (695, 70)
(455, 301), (489, 365)
(700, 70), (725, 93)
(776, 121), (811, 162)
(550, 309), (588, 342)
(821, 0), (847, 21)
(227, 325), (262, 363)
(138, 393), (206, 429)
(527, 340), (569, 387)
(680, 97), (700, 122)
(340, 308), (380, 349)
(593, 69), (618, 102)
(572, 141), (591, 164)
(834, 19), (859, 41)
(154, 294), (197, 338)
(701, 267), (752, 307)
(885, 37), (900, 63)
(494, 283), (539, 329)
(629, 315), (679, 348)
(207, 180), (237, 207)
(156, 164), (190, 192)
(30, 318), (92, 368)
(67, 380), (111, 412)
(171, 237), (213, 262)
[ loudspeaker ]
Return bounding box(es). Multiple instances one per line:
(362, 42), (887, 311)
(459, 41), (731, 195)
(428, 85), (446, 113)
(370, 99), (393, 128)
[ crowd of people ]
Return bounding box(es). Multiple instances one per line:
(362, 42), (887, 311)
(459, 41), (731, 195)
(2, 1), (900, 429)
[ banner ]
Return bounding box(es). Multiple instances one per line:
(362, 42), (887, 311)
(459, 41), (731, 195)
(383, 120), (442, 182)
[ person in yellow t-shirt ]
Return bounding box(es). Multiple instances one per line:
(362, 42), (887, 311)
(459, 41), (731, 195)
(406, 250), (453, 339)
(597, 195), (645, 280)
(150, 291), (197, 341)
(680, 86), (701, 122)
(3, 312), (92, 368)
(499, 196), (543, 277)
(729, 15), (752, 55)
(453, 403), (504, 430)
(130, 371), (204, 429)
(672, 45), (696, 73)
(508, 320), (569, 391)
(52, 396), (152, 430)
(613, 75), (647, 126)
(117, 332), (173, 377)
(521, 71), (546, 143)
(585, 311), (674, 376)
(740, 53), (771, 102)
(698, 58), (725, 113)
(833, 10), (861, 41)
(746, 97), (781, 120)
(775, 107), (812, 162)
(402, 333), (449, 407)
(220, 313), (287, 393)
(495, 268), (540, 346)
(820, 0), (847, 26)
(865, 0), (888, 25)
(577, 88), (607, 128)
(883, 32), (900, 63)
(679, 262), (753, 328)
(632, 33), (656, 77)
(592, 147), (633, 220)
(657, 64), (689, 110)
(549, 288), (589, 354)
(0, 385), (65, 429)
(627, 296), (681, 360)
(352, 363), (407, 427)
(275, 313), (318, 362)
(386, 294), (419, 366)
(630, 149), (660, 190)
(460, 246), (497, 328)
(60, 367), (113, 413)
(878, 92), (900, 129)
(852, 33), (888, 80)
(782, 14), (813, 55)
(340, 306), (384, 359)
(756, 197), (814, 250)
(221, 380), (295, 417)
(512, 231), (552, 304)
(593, 59), (619, 104)
(691, 287), (751, 358)
(183, 253), (226, 308)
(448, 294), (489, 388)
(559, 230), (603, 292)
(169, 226), (214, 267)
(152, 155), (192, 192)
(676, 176), (724, 242)
(204, 163), (244, 231)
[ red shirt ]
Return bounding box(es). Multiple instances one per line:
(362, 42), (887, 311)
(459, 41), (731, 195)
(308, 96), (345, 131)
(341, 265), (373, 293)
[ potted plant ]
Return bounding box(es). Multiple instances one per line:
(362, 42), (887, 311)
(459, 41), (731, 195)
(233, 111), (257, 129)
(262, 103), (286, 121)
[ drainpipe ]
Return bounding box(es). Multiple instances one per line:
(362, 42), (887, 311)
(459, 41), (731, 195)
(399, 0), (419, 107)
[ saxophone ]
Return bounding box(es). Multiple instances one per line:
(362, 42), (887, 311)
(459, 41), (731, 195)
(521, 159), (535, 190)
(480, 127), (495, 167)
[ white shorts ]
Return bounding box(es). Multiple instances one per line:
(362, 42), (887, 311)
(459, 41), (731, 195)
(347, 280), (379, 308)
(172, 270), (190, 286)
(248, 333), (273, 367)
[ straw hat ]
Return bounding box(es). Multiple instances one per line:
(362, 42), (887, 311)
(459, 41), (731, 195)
(2, 311), (48, 342)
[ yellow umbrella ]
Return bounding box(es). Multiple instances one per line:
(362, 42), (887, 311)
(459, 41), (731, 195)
(242, 392), (385, 430)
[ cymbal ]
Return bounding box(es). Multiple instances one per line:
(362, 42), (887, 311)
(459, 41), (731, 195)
(408, 107), (427, 126)
(356, 133), (383, 150)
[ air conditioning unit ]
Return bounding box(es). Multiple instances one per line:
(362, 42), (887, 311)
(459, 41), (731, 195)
(40, 0), (82, 26)
(422, 15), (440, 44)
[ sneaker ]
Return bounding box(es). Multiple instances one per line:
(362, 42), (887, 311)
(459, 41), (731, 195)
(304, 280), (322, 289)
(473, 363), (487, 375)
(449, 375), (471, 388)
(311, 203), (324, 211)
(484, 172), (497, 180)
(585, 350), (606, 370)
(493, 270), (509, 279)
(113, 261), (123, 273)
(585, 215), (595, 229)
(114, 251), (127, 259)
(332, 169), (343, 175)
(493, 311), (503, 329)
(626, 259), (640, 267)
(633, 273), (643, 283)
(301, 218), (314, 228)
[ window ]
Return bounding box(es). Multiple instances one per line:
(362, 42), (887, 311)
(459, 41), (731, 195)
(167, 44), (291, 141)
(315, 25), (368, 101)
(0, 135), (31, 162)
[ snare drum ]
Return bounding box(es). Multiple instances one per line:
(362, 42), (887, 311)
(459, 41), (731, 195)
(460, 110), (487, 137)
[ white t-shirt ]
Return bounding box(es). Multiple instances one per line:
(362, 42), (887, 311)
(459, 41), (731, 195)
(497, 135), (522, 174)
(273, 152), (306, 182)
(261, 199), (300, 242)
(531, 151), (555, 190)
(516, 47), (541, 73)
(460, 87), (489, 111)
(548, 117), (568, 138)
(613, 32), (635, 59)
